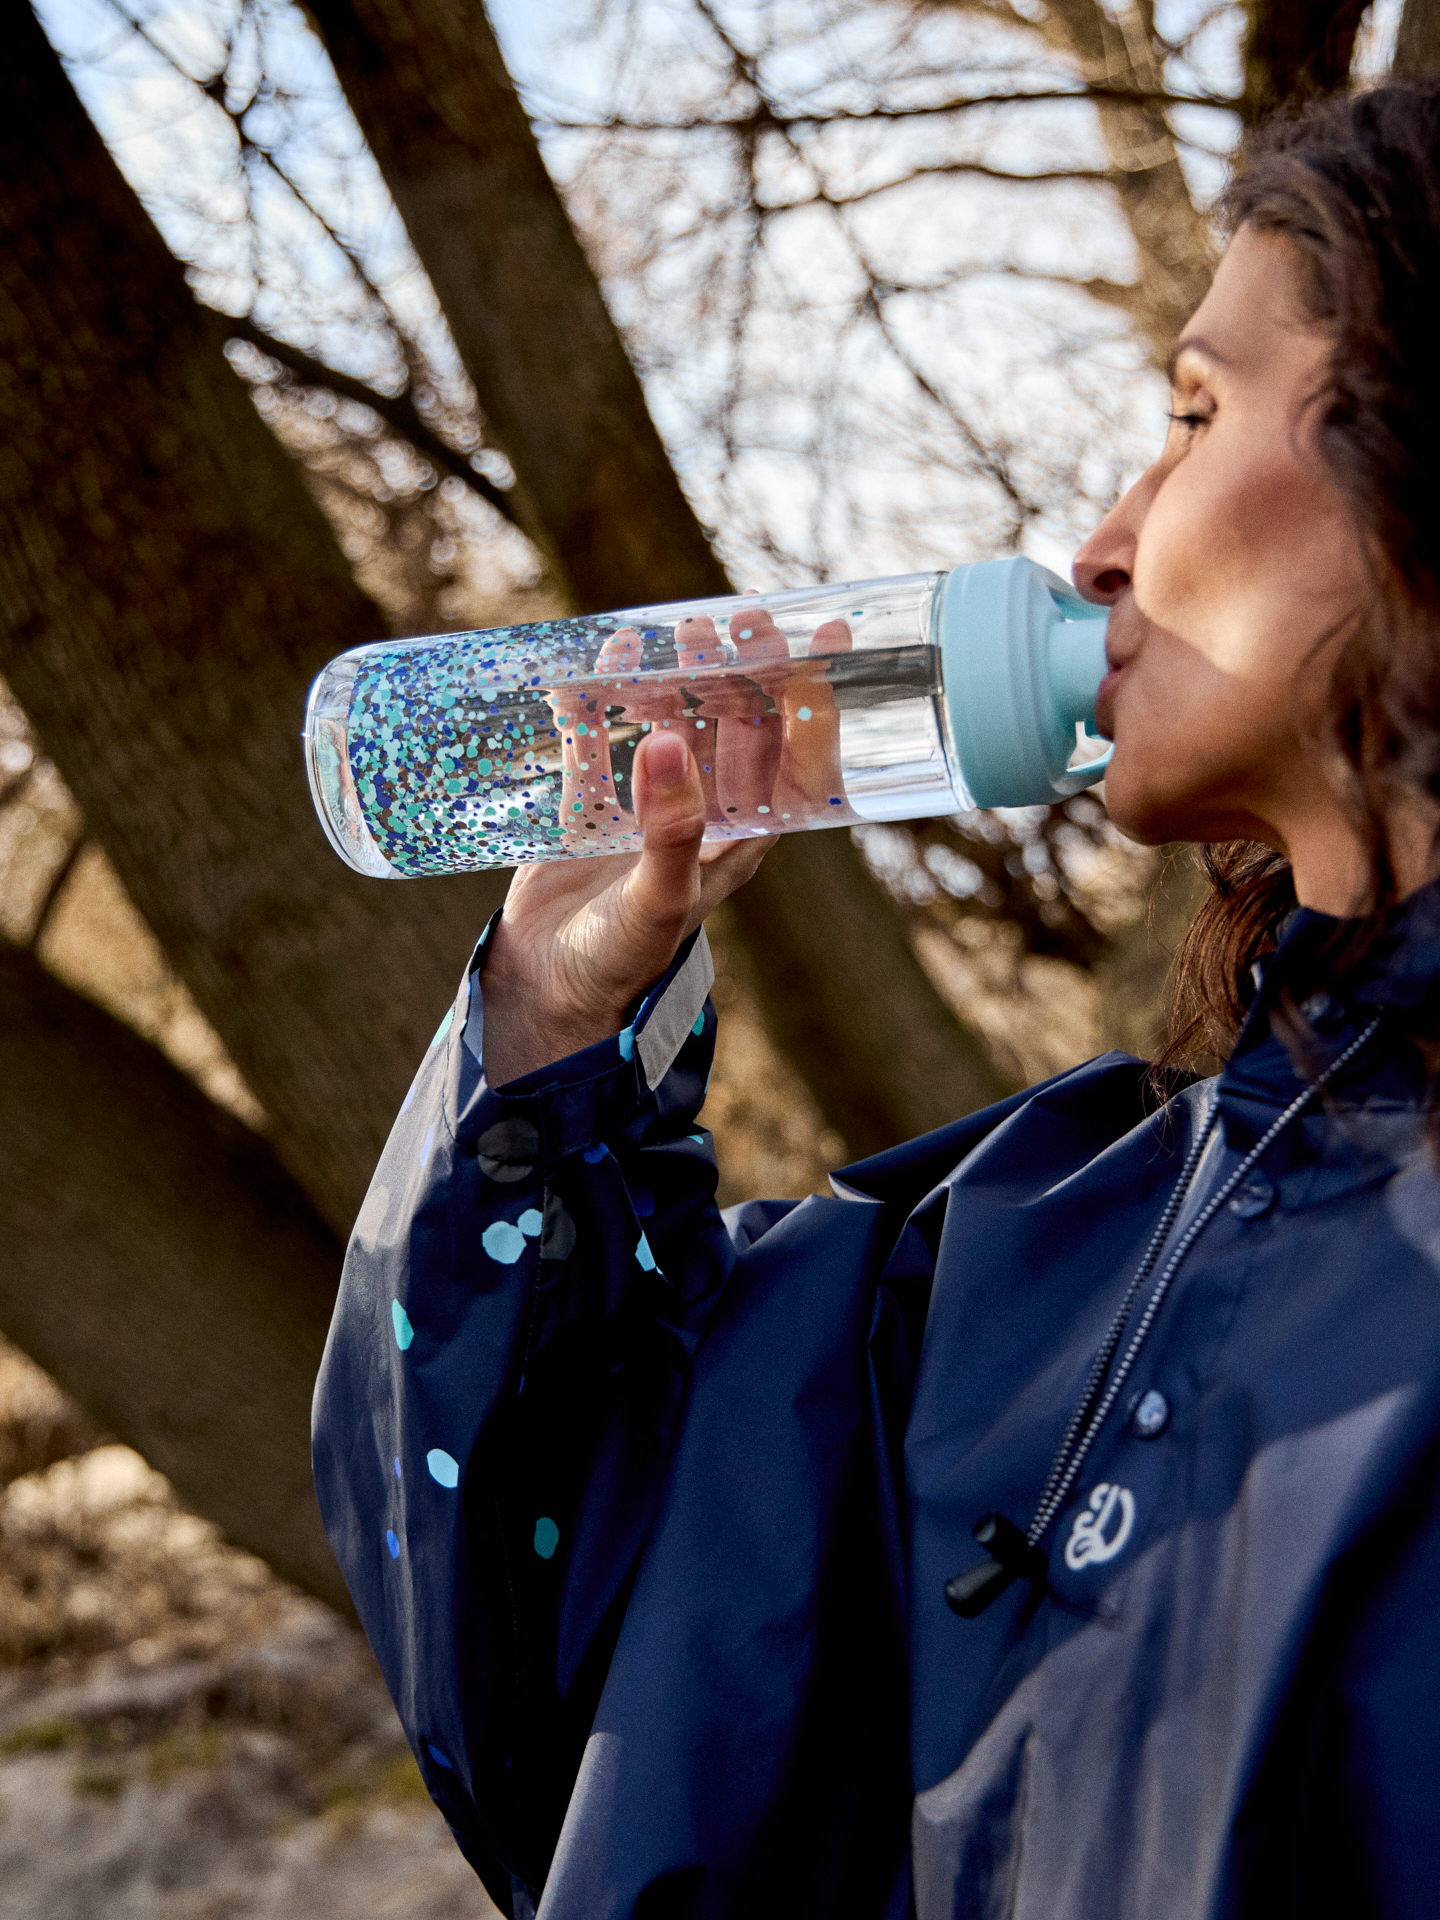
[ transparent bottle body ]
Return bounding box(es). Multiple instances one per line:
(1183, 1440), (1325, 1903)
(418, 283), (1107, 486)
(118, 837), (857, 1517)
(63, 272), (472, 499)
(306, 572), (966, 878)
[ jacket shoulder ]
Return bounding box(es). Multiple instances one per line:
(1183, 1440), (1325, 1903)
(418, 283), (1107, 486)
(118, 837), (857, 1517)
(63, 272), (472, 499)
(831, 1051), (1185, 1219)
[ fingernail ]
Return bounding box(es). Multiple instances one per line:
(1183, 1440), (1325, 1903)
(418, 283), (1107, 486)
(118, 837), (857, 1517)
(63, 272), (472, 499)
(647, 732), (689, 789)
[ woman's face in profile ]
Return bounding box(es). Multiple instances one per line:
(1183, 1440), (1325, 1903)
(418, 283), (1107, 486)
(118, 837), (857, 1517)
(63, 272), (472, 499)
(1074, 225), (1370, 899)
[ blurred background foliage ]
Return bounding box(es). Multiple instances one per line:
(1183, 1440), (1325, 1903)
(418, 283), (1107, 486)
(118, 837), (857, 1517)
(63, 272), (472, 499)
(1, 0), (1435, 1908)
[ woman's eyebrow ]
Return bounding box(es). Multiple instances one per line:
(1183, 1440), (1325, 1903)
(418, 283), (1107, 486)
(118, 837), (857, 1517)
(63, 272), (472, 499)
(1167, 335), (1230, 382)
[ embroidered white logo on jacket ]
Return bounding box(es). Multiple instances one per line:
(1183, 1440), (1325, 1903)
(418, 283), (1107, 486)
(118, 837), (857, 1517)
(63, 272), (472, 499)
(1063, 1482), (1136, 1570)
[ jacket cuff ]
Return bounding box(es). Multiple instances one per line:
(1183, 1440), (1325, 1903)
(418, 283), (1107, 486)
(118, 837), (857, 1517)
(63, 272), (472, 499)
(448, 924), (716, 1165)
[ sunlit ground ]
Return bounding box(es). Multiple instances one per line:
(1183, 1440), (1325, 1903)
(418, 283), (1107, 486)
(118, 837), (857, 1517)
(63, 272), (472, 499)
(0, 1337), (500, 1920)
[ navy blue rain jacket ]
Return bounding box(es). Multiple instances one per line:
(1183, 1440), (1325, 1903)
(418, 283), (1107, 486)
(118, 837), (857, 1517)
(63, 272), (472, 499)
(313, 881), (1440, 1920)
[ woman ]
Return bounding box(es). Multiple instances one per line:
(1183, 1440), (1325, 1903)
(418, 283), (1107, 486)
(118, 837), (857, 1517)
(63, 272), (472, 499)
(313, 86), (1440, 1919)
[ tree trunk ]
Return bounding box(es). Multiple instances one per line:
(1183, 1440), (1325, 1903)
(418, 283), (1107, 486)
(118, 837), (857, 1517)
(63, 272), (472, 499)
(0, 4), (508, 1236)
(1243, 0), (1368, 120)
(305, 0), (731, 614)
(304, 0), (1014, 1152)
(1039, 0), (1215, 364)
(0, 940), (351, 1616)
(1394, 0), (1440, 76)
(726, 831), (1010, 1158)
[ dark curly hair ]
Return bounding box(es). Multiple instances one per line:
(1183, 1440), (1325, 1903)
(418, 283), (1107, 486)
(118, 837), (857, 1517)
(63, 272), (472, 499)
(1165, 80), (1440, 1067)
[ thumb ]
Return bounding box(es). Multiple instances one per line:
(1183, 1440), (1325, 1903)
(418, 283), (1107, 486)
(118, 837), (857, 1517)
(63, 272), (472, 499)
(620, 729), (707, 944)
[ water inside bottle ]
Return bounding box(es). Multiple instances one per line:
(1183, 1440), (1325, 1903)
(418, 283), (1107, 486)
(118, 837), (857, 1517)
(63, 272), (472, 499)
(309, 572), (965, 877)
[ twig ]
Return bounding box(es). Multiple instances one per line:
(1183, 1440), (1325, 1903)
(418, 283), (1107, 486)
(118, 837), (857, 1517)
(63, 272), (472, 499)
(28, 832), (88, 952)
(531, 82), (1239, 136)
(223, 316), (519, 524)
(774, 158), (1120, 214)
(92, 1), (518, 525)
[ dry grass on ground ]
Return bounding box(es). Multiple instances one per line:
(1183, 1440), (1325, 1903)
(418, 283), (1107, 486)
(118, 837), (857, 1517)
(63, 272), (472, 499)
(0, 1338), (499, 1920)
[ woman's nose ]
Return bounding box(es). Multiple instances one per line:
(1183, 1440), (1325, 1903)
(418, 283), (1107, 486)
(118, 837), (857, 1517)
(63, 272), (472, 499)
(1073, 475), (1148, 605)
(1072, 534), (1133, 607)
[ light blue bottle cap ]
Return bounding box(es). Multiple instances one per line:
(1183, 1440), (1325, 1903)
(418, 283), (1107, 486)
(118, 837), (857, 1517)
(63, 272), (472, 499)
(937, 557), (1112, 809)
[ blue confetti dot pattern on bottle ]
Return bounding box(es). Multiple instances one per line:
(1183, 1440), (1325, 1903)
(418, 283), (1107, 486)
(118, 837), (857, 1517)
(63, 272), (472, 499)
(342, 616), (680, 874)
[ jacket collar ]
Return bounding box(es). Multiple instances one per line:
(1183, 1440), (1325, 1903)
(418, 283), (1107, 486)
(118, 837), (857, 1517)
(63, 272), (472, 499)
(1216, 873), (1440, 1147)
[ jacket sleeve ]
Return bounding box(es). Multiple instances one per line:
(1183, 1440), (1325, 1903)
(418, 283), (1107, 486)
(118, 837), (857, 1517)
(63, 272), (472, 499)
(311, 920), (755, 1911)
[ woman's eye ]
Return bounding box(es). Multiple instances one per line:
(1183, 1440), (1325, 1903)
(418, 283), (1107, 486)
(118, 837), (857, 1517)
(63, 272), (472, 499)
(1167, 408), (1212, 433)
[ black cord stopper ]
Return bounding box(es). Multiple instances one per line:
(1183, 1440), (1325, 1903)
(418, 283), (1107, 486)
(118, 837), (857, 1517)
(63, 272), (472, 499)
(944, 1511), (1048, 1619)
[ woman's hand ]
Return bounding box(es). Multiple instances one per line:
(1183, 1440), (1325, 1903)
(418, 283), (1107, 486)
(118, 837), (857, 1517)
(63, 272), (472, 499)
(480, 729), (773, 1085)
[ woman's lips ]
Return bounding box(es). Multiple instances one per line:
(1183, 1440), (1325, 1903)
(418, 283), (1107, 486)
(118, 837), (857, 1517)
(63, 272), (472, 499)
(1093, 666), (1122, 741)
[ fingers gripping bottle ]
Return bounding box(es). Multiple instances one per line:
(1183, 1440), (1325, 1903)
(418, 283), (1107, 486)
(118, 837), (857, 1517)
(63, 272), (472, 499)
(304, 557), (1112, 878)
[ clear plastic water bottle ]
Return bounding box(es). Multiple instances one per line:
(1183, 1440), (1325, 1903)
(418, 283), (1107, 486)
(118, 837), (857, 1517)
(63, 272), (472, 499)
(305, 557), (1111, 878)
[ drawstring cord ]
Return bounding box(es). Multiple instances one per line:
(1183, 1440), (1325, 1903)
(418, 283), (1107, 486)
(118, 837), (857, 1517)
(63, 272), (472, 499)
(946, 1014), (1383, 1618)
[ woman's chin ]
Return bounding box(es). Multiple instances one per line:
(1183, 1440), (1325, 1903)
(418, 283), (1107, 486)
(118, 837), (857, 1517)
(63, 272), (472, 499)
(1102, 760), (1263, 849)
(1096, 755), (1198, 848)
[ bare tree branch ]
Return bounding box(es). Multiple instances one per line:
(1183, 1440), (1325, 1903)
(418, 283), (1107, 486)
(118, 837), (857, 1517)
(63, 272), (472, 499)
(761, 157), (1121, 213)
(92, 0), (516, 525)
(3, 5), (514, 1235)
(26, 829), (87, 952)
(0, 935), (351, 1617)
(1030, 0), (1216, 360)
(531, 83), (1239, 134)
(223, 315), (519, 523)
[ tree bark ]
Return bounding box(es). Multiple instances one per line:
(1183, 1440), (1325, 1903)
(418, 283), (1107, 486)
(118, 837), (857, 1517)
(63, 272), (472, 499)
(0, 940), (351, 1617)
(1038, 0), (1215, 363)
(303, 0), (1017, 1151)
(1243, 0), (1368, 121)
(0, 4), (508, 1236)
(1394, 0), (1440, 76)
(726, 831), (1010, 1158)
(305, 0), (731, 614)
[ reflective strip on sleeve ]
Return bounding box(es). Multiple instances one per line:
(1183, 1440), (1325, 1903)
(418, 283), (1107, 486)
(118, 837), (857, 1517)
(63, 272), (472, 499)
(636, 929), (715, 1091)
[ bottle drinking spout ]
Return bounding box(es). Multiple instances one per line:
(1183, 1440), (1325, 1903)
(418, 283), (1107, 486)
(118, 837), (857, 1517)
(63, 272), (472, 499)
(304, 556), (1111, 878)
(937, 556), (1112, 809)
